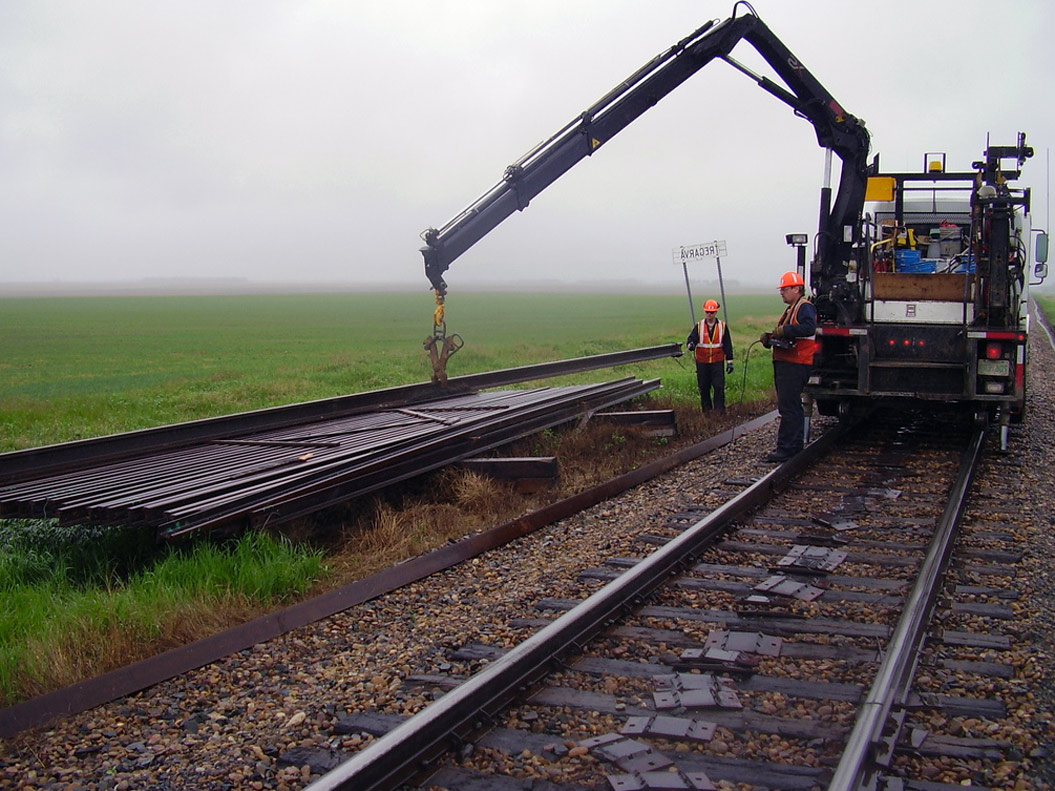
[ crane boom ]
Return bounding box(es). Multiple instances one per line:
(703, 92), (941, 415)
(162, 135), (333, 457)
(419, 3), (871, 306)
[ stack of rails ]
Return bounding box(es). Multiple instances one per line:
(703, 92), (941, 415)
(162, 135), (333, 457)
(0, 379), (657, 540)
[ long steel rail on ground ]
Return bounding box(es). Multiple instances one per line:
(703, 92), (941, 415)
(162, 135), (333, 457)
(0, 345), (682, 538)
(0, 378), (659, 538)
(0, 343), (681, 485)
(162, 378), (660, 538)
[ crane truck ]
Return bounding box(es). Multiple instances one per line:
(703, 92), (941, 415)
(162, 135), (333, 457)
(418, 2), (1048, 446)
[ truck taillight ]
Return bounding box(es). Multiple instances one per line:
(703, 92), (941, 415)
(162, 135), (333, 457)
(985, 343), (1002, 360)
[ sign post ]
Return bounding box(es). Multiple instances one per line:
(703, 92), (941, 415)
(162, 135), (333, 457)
(672, 240), (729, 330)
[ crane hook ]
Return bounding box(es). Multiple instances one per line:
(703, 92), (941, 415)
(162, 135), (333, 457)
(424, 290), (463, 383)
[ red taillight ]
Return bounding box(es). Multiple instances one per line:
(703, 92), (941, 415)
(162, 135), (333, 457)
(985, 343), (1002, 360)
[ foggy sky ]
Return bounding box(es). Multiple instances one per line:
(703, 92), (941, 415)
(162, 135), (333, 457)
(2, 1), (1053, 293)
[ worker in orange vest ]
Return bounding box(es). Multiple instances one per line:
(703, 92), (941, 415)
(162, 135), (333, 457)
(760, 271), (817, 462)
(686, 299), (734, 412)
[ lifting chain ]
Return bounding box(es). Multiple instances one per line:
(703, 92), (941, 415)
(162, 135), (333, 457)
(424, 290), (463, 384)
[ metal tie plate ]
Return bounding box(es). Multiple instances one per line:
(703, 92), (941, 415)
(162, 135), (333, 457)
(579, 733), (627, 750)
(652, 673), (742, 710)
(620, 714), (717, 742)
(594, 738), (654, 762)
(752, 575), (825, 601)
(617, 751), (675, 774)
(606, 771), (717, 791)
(778, 544), (848, 572)
(811, 514), (860, 531)
(702, 629), (782, 657)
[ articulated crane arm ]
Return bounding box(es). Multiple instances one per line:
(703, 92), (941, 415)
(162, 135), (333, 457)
(420, 3), (871, 376)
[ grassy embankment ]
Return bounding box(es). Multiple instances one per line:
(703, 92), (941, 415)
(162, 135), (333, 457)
(0, 290), (781, 705)
(1035, 292), (1055, 327)
(0, 522), (323, 706)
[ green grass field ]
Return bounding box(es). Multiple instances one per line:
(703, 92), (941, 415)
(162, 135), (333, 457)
(0, 290), (781, 451)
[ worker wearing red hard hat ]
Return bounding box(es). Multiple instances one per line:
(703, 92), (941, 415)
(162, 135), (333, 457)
(686, 298), (734, 412)
(759, 271), (816, 462)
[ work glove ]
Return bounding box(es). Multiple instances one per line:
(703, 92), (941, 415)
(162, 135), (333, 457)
(771, 325), (785, 339)
(726, 361), (734, 374)
(687, 342), (697, 350)
(760, 332), (772, 348)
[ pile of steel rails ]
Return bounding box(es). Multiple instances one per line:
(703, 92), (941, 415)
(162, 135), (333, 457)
(0, 346), (680, 540)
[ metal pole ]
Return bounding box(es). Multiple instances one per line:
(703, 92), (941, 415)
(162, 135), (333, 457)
(682, 261), (697, 328)
(715, 250), (730, 329)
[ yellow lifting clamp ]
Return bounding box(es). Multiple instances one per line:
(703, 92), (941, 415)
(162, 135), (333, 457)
(424, 290), (463, 383)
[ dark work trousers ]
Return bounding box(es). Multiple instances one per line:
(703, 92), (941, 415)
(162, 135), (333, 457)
(695, 361), (726, 411)
(773, 360), (810, 453)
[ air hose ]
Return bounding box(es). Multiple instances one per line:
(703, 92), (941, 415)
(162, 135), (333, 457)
(737, 339), (765, 405)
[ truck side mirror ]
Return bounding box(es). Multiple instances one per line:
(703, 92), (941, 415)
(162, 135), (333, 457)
(1035, 232), (1049, 282)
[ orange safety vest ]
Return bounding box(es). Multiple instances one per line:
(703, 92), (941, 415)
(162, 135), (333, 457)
(694, 319), (727, 364)
(773, 297), (817, 365)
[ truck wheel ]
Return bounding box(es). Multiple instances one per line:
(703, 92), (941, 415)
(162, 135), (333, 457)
(816, 399), (838, 417)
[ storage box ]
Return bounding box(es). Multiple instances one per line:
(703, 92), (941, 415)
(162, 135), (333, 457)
(895, 250), (936, 273)
(940, 239), (962, 257)
(895, 249), (922, 271)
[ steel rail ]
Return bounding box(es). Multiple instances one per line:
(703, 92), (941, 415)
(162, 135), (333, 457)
(148, 383), (637, 515)
(65, 414), (439, 512)
(159, 379), (660, 538)
(0, 344), (682, 485)
(302, 419), (854, 791)
(242, 379), (662, 529)
(826, 425), (987, 791)
(0, 380), (657, 536)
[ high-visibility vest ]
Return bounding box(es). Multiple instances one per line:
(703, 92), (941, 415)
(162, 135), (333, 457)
(773, 297), (817, 365)
(694, 319), (726, 364)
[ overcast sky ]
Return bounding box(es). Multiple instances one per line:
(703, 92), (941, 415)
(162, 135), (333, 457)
(2, 1), (1053, 293)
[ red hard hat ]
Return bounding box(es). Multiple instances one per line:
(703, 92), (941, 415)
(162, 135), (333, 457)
(703, 299), (720, 312)
(777, 271), (805, 289)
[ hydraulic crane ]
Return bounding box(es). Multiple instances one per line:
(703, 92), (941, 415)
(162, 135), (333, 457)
(419, 2), (871, 381)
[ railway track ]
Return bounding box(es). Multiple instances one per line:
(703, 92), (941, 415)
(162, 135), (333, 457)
(3, 401), (1053, 790)
(287, 411), (1035, 791)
